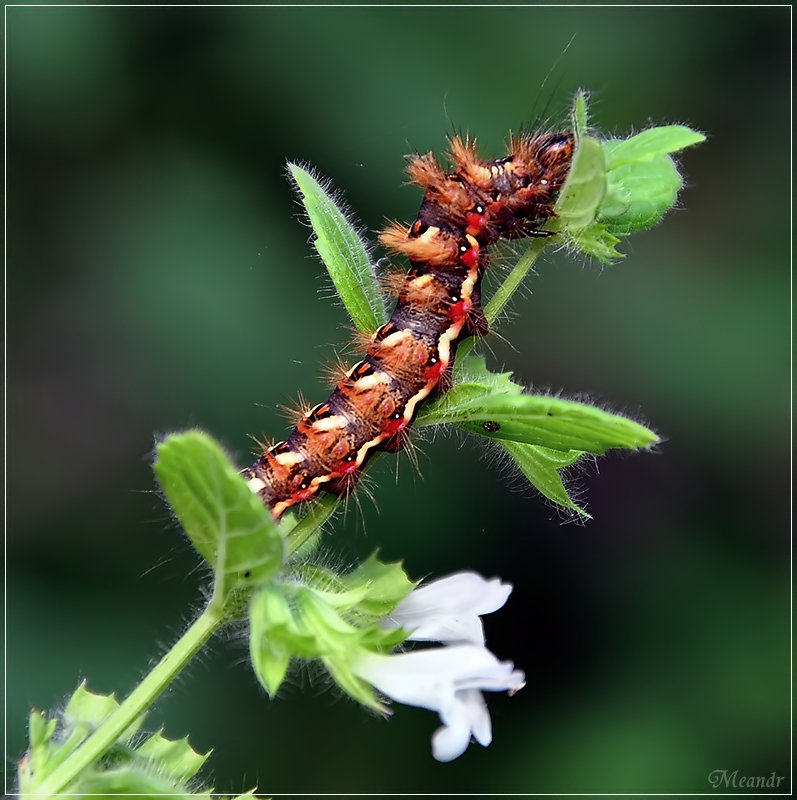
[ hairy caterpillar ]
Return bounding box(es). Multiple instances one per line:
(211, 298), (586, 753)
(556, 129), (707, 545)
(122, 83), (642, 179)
(243, 130), (574, 519)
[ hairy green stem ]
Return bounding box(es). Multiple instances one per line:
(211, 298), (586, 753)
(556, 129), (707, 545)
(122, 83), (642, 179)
(484, 236), (550, 325)
(30, 605), (225, 798)
(286, 492), (339, 555)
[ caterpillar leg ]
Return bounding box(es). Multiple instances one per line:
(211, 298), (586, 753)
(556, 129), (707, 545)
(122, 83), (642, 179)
(463, 285), (489, 337)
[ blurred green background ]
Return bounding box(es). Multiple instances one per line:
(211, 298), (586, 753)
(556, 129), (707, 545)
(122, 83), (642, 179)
(6, 5), (789, 795)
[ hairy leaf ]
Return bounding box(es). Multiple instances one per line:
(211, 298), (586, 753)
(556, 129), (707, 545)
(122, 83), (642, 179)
(135, 730), (210, 781)
(76, 767), (211, 798)
(419, 357), (657, 455)
(602, 125), (706, 170)
(417, 355), (522, 426)
(501, 442), (590, 519)
(449, 393), (658, 454)
(340, 553), (419, 620)
(571, 89), (590, 139)
(567, 222), (624, 263)
(600, 154), (684, 236)
(154, 431), (284, 603)
(553, 136), (607, 232)
(289, 162), (386, 333)
(597, 125), (706, 237)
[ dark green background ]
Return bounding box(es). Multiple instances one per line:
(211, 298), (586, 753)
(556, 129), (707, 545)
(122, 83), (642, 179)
(7, 5), (790, 795)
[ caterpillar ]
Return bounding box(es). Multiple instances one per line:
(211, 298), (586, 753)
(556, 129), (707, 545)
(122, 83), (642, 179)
(243, 130), (575, 520)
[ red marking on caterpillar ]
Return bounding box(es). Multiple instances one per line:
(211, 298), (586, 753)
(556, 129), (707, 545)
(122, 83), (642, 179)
(448, 298), (472, 321)
(243, 130), (575, 520)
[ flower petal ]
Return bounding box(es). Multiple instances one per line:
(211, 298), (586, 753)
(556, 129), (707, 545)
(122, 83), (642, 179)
(355, 645), (520, 702)
(462, 689), (492, 746)
(346, 570), (523, 761)
(432, 719), (472, 762)
(403, 612), (486, 645)
(385, 572), (513, 645)
(397, 572), (513, 616)
(352, 649), (455, 713)
(432, 690), (492, 761)
(353, 644), (524, 759)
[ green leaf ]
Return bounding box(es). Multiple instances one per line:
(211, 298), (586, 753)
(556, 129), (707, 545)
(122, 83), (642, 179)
(295, 586), (368, 647)
(419, 356), (657, 456)
(249, 582), (318, 696)
(566, 222), (623, 265)
(340, 553), (418, 620)
(600, 154), (684, 236)
(59, 683), (143, 759)
(417, 355), (522, 427)
(154, 431), (285, 604)
(63, 682), (121, 731)
(294, 576), (371, 613)
(323, 654), (384, 713)
(416, 356), (659, 519)
(248, 563), (412, 701)
(571, 89), (590, 139)
(19, 685), (147, 794)
(18, 711), (57, 789)
(288, 162), (386, 334)
(447, 393), (659, 454)
(602, 125), (706, 170)
(27, 710), (57, 756)
(555, 96), (703, 262)
(597, 125), (705, 237)
(134, 731), (210, 782)
(500, 442), (590, 519)
(552, 135), (607, 232)
(287, 556), (416, 623)
(76, 766), (212, 798)
(292, 561), (351, 596)
(452, 353), (524, 393)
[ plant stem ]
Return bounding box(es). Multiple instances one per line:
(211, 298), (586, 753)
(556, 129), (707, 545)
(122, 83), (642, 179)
(484, 236), (551, 325)
(31, 604), (225, 798)
(286, 492), (340, 555)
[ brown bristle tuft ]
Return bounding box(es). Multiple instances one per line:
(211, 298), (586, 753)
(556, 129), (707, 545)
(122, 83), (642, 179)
(406, 152), (445, 189)
(387, 232), (459, 266)
(379, 221), (411, 251)
(349, 326), (379, 353)
(448, 134), (478, 168)
(277, 391), (312, 425)
(319, 353), (354, 387)
(509, 131), (542, 163)
(248, 432), (274, 456)
(380, 270), (410, 297)
(449, 134), (492, 188)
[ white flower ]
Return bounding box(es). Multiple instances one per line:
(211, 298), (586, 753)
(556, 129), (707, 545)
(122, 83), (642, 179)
(354, 571), (523, 761)
(384, 571), (513, 645)
(353, 644), (525, 762)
